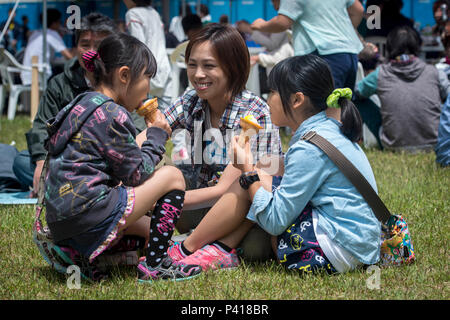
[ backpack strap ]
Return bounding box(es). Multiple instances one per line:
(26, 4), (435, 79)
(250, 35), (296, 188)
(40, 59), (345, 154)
(302, 131), (391, 224)
(35, 154), (50, 219)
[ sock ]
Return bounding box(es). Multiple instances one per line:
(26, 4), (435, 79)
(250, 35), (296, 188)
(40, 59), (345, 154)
(180, 241), (193, 256)
(212, 241), (233, 253)
(146, 190), (185, 267)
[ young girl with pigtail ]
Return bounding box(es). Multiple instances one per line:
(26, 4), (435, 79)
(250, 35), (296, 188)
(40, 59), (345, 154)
(43, 33), (202, 282)
(168, 55), (382, 274)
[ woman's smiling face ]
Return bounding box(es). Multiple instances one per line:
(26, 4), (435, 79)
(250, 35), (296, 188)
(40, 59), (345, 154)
(187, 40), (229, 103)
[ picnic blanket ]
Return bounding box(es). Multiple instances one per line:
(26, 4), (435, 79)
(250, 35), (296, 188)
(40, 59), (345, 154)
(0, 143), (36, 204)
(0, 191), (37, 205)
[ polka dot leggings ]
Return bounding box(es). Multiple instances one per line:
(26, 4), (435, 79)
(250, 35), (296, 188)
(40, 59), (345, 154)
(146, 189), (185, 267)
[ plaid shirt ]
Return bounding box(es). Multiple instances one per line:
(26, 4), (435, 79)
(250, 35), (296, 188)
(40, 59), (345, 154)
(164, 89), (282, 188)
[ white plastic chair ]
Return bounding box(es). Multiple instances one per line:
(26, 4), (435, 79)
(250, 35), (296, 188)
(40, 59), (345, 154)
(168, 41), (189, 98)
(0, 48), (45, 120)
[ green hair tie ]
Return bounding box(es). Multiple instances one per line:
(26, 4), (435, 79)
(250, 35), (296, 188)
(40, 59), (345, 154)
(326, 88), (353, 108)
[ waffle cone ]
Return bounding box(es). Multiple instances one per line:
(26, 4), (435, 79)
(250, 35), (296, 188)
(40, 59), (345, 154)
(137, 98), (158, 122)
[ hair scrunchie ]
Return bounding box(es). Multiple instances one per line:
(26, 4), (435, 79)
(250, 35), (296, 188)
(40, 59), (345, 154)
(82, 50), (100, 72)
(326, 88), (353, 109)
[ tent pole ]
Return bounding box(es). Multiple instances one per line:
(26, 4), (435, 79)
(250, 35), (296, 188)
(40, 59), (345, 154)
(42, 0), (47, 91)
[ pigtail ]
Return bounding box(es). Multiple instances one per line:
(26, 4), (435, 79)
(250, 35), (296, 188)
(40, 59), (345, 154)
(91, 55), (106, 87)
(81, 50), (107, 87)
(327, 88), (362, 142)
(338, 97), (362, 143)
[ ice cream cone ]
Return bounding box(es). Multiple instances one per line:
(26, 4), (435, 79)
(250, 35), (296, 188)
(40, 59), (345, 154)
(238, 114), (262, 147)
(137, 98), (158, 122)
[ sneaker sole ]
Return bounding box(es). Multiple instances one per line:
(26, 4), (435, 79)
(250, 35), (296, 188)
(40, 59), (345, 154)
(137, 272), (203, 284)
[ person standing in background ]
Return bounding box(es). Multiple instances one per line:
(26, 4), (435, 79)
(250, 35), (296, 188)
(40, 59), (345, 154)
(20, 9), (73, 85)
(20, 15), (31, 49)
(124, 0), (174, 110)
(170, 3), (191, 42)
(251, 0), (364, 122)
(199, 4), (212, 25)
(237, 0), (291, 76)
(0, 8), (21, 55)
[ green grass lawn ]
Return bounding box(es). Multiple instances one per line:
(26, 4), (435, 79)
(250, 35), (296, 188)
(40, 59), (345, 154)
(0, 115), (449, 300)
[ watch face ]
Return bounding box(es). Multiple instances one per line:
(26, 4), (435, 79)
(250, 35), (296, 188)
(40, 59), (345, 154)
(239, 173), (259, 190)
(239, 175), (248, 189)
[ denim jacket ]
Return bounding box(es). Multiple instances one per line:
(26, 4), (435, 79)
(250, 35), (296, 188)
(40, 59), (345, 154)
(247, 112), (381, 265)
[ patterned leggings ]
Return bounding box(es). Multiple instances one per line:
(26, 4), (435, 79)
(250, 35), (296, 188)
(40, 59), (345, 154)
(146, 189), (185, 267)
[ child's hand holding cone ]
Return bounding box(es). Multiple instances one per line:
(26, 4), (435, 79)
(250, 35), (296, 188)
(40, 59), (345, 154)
(238, 114), (262, 147)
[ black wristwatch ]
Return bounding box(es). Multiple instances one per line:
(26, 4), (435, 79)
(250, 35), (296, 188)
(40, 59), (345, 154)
(239, 171), (260, 190)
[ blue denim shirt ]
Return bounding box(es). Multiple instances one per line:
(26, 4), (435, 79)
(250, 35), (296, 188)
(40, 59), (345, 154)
(247, 112), (381, 265)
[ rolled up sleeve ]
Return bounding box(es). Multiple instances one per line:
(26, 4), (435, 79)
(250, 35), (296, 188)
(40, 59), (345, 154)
(356, 68), (379, 98)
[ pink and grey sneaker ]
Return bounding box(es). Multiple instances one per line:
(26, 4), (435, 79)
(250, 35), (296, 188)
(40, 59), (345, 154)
(137, 256), (202, 283)
(178, 244), (240, 271)
(167, 241), (188, 262)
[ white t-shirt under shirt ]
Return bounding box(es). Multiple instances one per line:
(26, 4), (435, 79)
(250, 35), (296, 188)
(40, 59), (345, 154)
(312, 210), (362, 273)
(21, 29), (67, 85)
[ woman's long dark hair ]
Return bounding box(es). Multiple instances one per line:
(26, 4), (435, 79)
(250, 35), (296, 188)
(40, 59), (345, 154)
(267, 55), (362, 142)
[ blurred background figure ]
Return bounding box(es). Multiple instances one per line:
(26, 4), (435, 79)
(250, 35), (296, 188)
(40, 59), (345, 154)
(219, 14), (229, 25)
(182, 14), (203, 40)
(20, 8), (73, 86)
(124, 0), (174, 110)
(20, 15), (31, 49)
(435, 23), (450, 79)
(365, 0), (415, 37)
(199, 4), (211, 26)
(356, 26), (446, 152)
(165, 24), (180, 49)
(116, 20), (127, 33)
(124, 0), (173, 110)
(358, 41), (381, 76)
(237, 0), (291, 76)
(251, 0), (365, 122)
(170, 3), (191, 42)
(432, 0), (450, 40)
(0, 7), (21, 55)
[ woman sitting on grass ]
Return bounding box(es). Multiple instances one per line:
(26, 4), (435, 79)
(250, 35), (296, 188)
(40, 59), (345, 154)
(163, 23), (281, 262)
(168, 55), (382, 274)
(43, 33), (202, 282)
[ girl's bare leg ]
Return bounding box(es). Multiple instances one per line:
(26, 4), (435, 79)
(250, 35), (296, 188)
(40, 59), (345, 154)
(182, 180), (250, 252)
(118, 165), (186, 232)
(210, 170), (276, 249)
(183, 156), (284, 252)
